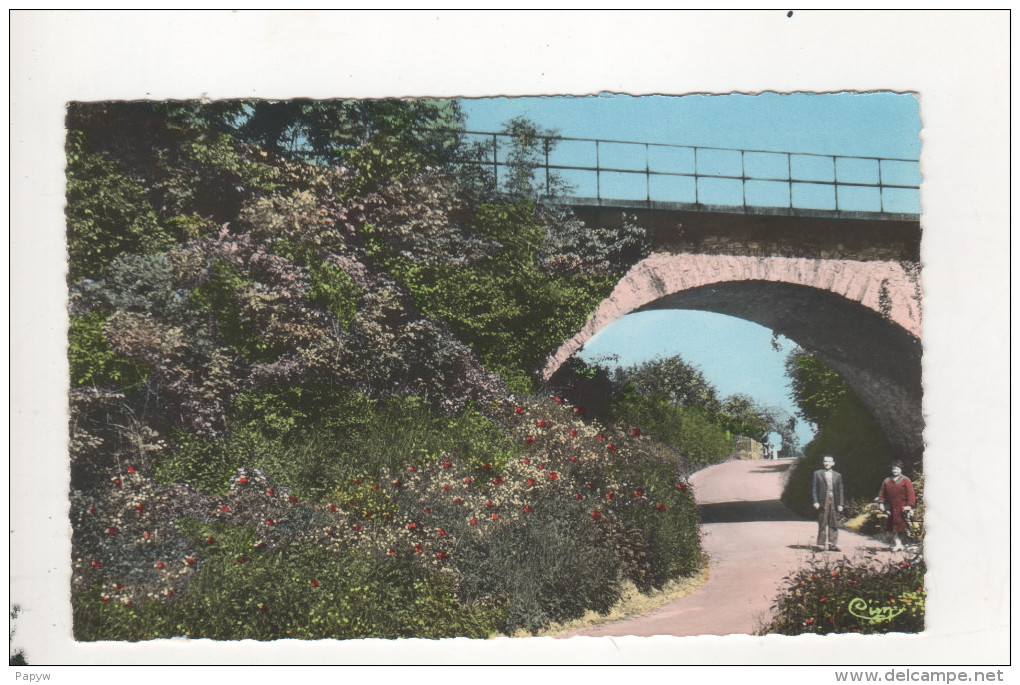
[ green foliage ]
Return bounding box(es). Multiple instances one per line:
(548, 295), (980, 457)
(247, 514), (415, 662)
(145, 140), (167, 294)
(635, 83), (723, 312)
(781, 391), (898, 517)
(498, 116), (572, 199)
(371, 201), (617, 393)
(66, 131), (177, 282)
(187, 259), (280, 363)
(68, 310), (149, 388)
(785, 351), (850, 429)
(152, 431), (240, 496)
(611, 355), (721, 413)
(179, 133), (279, 192)
(338, 134), (427, 196)
(606, 388), (734, 466)
(73, 536), (502, 641)
(308, 260), (362, 327)
(761, 555), (925, 635)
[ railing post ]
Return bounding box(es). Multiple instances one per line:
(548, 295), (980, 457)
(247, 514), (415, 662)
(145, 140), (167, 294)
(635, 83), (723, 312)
(595, 139), (601, 202)
(878, 158), (884, 213)
(544, 136), (550, 197)
(833, 155), (839, 212)
(694, 147), (699, 205)
(741, 149), (747, 209)
(492, 134), (498, 191)
(787, 152), (793, 210)
(645, 143), (651, 204)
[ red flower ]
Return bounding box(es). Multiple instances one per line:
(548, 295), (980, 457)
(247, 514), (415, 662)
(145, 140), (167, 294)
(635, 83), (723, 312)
(812, 574), (819, 580)
(492, 477), (504, 485)
(522, 458), (531, 465)
(414, 544), (423, 554)
(832, 570), (840, 578)
(206, 537), (215, 545)
(574, 406), (586, 416)
(491, 514), (499, 521)
(143, 531), (151, 539)
(554, 396), (564, 404)
(352, 524), (361, 531)
(259, 603), (269, 613)
(469, 518), (478, 526)
(848, 579), (858, 585)
(655, 503), (666, 513)
(136, 504), (145, 513)
(526, 479), (537, 486)
(167, 590), (174, 599)
(289, 495), (300, 503)
(265, 518), (275, 525)
(437, 551), (448, 560)
(486, 500), (495, 508)
(538, 464), (545, 470)
(408, 523), (418, 530)
(239, 477), (248, 484)
(606, 492), (615, 500)
(186, 557), (195, 566)
(574, 493), (583, 500)
(265, 488), (276, 497)
(524, 436), (535, 444)
(443, 461), (452, 469)
(127, 465), (137, 475)
(596, 434), (605, 441)
(107, 527), (118, 536)
(437, 528), (447, 536)
(89, 505), (97, 514)
(236, 556), (246, 564)
(514, 406), (524, 415)
(570, 456), (579, 462)
(523, 505), (533, 514)
(569, 429), (578, 437)
(328, 504), (338, 512)
(820, 596), (829, 602)
(423, 507), (432, 514)
(676, 482), (688, 492)
(630, 427), (642, 437)
(408, 466), (417, 473)
(113, 478), (122, 486)
(607, 444), (618, 453)
(464, 477), (473, 484)
(453, 497), (463, 504)
(114, 583), (123, 590)
(387, 549), (396, 555)
(634, 489), (644, 498)
(371, 483), (379, 490)
(101, 596), (109, 603)
(805, 618), (813, 626)
(347, 498), (356, 505)
(536, 420), (547, 428)
(901, 561), (910, 569)
(155, 562), (165, 570)
(392, 480), (404, 488)
(91, 560), (101, 568)
(353, 478), (361, 485)
(443, 484), (451, 492)
(548, 472), (558, 481)
(310, 579), (320, 588)
(591, 510), (602, 521)
(124, 601), (134, 608)
(220, 505), (230, 512)
(587, 482), (596, 489)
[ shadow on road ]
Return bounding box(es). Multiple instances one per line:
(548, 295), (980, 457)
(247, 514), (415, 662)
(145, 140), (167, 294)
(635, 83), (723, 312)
(699, 499), (806, 523)
(747, 461), (794, 474)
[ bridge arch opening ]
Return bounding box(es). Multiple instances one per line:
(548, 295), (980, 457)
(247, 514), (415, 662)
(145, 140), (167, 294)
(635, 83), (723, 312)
(543, 270), (923, 464)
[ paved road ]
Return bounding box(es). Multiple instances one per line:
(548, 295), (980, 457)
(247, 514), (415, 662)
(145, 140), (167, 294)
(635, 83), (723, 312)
(559, 458), (893, 638)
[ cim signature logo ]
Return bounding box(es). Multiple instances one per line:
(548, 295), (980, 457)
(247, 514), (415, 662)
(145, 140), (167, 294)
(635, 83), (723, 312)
(847, 597), (905, 624)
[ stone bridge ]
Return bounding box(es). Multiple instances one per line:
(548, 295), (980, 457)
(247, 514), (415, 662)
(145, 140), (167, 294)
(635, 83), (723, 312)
(541, 249), (923, 464)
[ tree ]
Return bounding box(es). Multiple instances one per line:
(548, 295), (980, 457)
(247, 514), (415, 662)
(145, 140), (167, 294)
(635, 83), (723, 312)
(611, 355), (721, 413)
(498, 116), (572, 199)
(785, 349), (850, 429)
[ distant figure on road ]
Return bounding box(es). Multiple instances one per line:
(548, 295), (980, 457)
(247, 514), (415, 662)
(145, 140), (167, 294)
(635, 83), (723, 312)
(811, 455), (845, 551)
(877, 461), (916, 552)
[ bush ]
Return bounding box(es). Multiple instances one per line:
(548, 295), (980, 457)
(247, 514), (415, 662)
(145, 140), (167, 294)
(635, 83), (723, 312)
(68, 310), (150, 389)
(760, 553), (925, 635)
(606, 390), (734, 467)
(781, 391), (899, 518)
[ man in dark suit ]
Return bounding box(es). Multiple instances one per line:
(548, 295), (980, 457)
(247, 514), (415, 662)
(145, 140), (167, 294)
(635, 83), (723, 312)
(812, 454), (845, 551)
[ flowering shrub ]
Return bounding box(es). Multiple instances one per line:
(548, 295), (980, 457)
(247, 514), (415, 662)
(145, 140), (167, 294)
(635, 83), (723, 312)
(760, 553), (926, 635)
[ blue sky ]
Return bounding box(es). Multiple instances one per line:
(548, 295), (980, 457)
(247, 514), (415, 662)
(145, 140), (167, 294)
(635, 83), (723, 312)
(460, 93), (922, 451)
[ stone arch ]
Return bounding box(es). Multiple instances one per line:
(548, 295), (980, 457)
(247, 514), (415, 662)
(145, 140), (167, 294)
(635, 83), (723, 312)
(542, 253), (923, 462)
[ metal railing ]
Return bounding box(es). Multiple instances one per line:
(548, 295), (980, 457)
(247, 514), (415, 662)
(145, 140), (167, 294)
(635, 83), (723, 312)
(457, 130), (921, 219)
